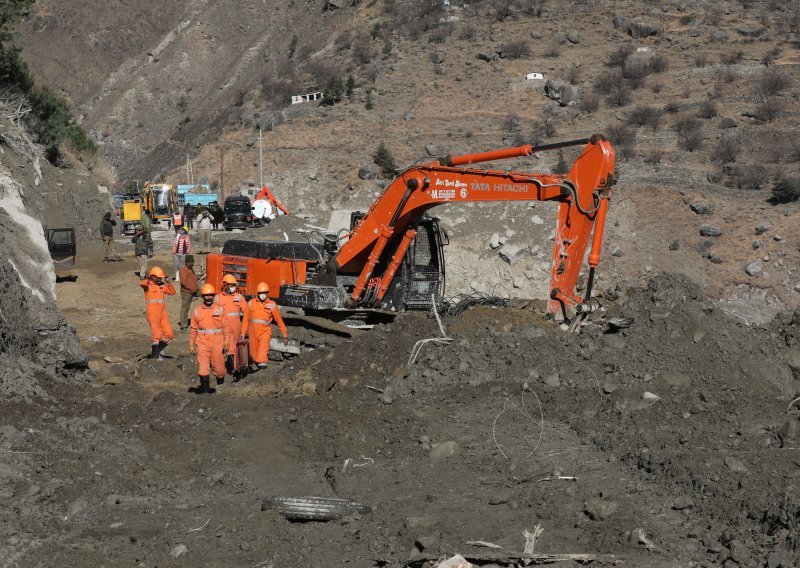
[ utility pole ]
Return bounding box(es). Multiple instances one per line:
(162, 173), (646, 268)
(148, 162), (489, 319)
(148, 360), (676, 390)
(258, 127), (264, 189)
(219, 147), (224, 202)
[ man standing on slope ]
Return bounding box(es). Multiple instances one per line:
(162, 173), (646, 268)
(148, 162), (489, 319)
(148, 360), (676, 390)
(214, 274), (248, 379)
(101, 212), (122, 262)
(139, 266), (175, 359)
(241, 282), (288, 371)
(189, 284), (230, 394)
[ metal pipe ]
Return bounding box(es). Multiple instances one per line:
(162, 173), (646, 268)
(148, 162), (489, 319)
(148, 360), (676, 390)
(351, 226), (394, 302)
(441, 137), (592, 167)
(375, 228), (417, 303)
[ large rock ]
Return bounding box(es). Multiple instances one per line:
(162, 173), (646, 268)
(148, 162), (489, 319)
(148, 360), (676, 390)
(627, 21), (661, 39)
(566, 30), (580, 44)
(544, 79), (581, 106)
(498, 244), (526, 264)
(623, 51), (655, 78)
(612, 15), (626, 29)
(755, 221), (772, 235)
(430, 52), (445, 65)
(690, 202), (713, 215)
(699, 224), (722, 237)
(745, 260), (762, 276)
(736, 23), (767, 37)
(358, 165), (380, 180)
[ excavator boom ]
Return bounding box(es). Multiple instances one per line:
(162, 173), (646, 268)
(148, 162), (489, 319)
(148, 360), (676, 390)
(335, 135), (615, 317)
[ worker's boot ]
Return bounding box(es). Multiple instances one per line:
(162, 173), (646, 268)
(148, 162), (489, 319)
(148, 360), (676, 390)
(146, 343), (161, 359)
(198, 375), (209, 394)
(208, 378), (219, 394)
(158, 340), (169, 357)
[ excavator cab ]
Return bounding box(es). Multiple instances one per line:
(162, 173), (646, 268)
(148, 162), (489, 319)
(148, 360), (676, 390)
(384, 216), (446, 310)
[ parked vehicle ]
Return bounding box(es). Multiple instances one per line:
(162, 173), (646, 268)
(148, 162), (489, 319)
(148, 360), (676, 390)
(46, 227), (76, 269)
(120, 199), (142, 235)
(223, 195), (260, 231)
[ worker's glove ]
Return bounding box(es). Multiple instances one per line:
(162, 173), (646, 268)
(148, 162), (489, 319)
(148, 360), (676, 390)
(189, 343), (196, 355)
(283, 337), (289, 346)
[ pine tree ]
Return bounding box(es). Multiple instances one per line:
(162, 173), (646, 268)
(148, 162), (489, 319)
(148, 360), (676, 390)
(373, 143), (397, 177)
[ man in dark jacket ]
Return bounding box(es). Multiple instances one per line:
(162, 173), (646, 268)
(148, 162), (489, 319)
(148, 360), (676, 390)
(101, 212), (122, 262)
(132, 228), (149, 277)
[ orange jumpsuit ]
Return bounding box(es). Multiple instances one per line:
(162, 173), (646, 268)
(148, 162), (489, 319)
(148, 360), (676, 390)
(214, 291), (249, 360)
(242, 297), (287, 365)
(190, 303), (230, 378)
(139, 279), (176, 345)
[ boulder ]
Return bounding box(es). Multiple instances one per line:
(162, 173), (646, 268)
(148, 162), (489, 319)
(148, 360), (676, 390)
(612, 15), (626, 29)
(699, 224), (722, 237)
(755, 221), (772, 235)
(719, 117), (737, 129)
(489, 233), (502, 249)
(745, 260), (762, 276)
(567, 30), (580, 44)
(425, 144), (439, 157)
(430, 52), (445, 65)
(544, 79), (581, 106)
(358, 165), (380, 180)
(627, 21), (661, 39)
(736, 23), (766, 37)
(553, 31), (567, 45)
(430, 441), (460, 460)
(708, 252), (724, 264)
(477, 52), (496, 62)
(623, 51), (656, 78)
(690, 202), (713, 215)
(712, 29), (729, 41)
(498, 244), (525, 264)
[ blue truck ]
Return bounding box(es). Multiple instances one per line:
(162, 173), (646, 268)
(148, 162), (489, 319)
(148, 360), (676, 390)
(176, 184), (218, 209)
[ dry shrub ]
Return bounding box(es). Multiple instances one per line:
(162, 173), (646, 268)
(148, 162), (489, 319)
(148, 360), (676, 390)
(459, 24), (477, 40)
(607, 123), (636, 150)
(755, 97), (783, 122)
(501, 40), (531, 59)
(730, 164), (767, 190)
(627, 106), (663, 132)
(720, 50), (743, 64)
(651, 54), (669, 73)
(521, 0), (547, 16)
(754, 67), (791, 99)
(711, 136), (741, 163)
(606, 44), (634, 68)
(352, 37), (376, 64)
(579, 92), (600, 113)
(694, 53), (708, 67)
(675, 117), (702, 151)
(697, 100), (718, 119)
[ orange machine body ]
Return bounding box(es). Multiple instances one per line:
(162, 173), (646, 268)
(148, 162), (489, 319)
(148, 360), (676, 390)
(206, 254), (312, 297)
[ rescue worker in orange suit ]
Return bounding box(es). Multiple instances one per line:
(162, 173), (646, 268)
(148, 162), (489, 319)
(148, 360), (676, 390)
(139, 266), (176, 359)
(241, 282), (288, 370)
(214, 274), (249, 379)
(189, 284), (230, 394)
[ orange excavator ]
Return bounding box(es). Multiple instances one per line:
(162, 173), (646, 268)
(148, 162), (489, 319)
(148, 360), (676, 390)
(207, 135), (615, 327)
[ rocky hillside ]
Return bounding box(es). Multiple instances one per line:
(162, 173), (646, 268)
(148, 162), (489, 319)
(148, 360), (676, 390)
(19, 0), (800, 310)
(0, 92), (112, 399)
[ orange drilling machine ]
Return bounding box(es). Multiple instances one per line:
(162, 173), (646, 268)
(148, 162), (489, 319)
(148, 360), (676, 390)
(206, 135), (615, 326)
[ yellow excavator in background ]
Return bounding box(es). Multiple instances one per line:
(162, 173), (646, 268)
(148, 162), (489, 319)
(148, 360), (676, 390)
(142, 182), (176, 224)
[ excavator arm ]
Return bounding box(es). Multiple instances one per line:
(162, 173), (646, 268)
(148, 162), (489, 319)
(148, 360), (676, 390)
(335, 135), (616, 318)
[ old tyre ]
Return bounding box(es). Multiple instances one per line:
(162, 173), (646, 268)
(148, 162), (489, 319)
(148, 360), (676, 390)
(261, 496), (371, 521)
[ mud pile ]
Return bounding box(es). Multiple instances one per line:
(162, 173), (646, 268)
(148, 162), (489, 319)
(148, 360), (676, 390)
(4, 262), (800, 567)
